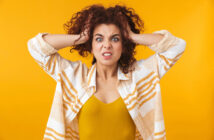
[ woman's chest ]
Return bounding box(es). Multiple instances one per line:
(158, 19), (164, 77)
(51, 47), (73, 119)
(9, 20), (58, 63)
(93, 78), (121, 104)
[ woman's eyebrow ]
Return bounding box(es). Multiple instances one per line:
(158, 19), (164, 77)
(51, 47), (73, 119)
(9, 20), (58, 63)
(94, 33), (120, 37)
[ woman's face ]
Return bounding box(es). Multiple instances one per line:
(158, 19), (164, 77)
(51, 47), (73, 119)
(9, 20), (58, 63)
(91, 23), (123, 66)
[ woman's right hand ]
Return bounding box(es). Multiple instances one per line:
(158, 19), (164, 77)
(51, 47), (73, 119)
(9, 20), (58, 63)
(79, 25), (90, 44)
(78, 14), (93, 44)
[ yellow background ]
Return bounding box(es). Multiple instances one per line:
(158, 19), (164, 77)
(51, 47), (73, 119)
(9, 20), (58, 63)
(0, 0), (213, 139)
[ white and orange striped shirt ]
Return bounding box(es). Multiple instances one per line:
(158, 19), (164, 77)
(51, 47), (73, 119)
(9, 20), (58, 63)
(27, 29), (186, 140)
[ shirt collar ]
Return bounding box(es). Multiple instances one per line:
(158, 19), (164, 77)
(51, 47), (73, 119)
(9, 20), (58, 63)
(86, 62), (131, 88)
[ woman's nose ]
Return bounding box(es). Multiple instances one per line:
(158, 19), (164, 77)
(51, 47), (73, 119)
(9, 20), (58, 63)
(103, 40), (112, 48)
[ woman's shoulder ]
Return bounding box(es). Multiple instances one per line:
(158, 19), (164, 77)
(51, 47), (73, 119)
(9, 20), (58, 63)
(135, 58), (155, 73)
(60, 59), (88, 73)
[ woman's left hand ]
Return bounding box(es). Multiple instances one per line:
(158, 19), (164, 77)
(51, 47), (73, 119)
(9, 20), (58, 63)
(125, 23), (136, 43)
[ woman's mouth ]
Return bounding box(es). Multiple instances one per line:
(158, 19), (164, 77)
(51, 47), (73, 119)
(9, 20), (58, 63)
(102, 52), (112, 60)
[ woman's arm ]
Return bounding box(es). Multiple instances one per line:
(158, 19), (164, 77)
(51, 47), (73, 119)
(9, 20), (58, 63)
(42, 20), (90, 50)
(126, 22), (164, 46)
(128, 28), (186, 80)
(42, 33), (88, 50)
(27, 17), (90, 81)
(130, 33), (164, 46)
(27, 32), (87, 81)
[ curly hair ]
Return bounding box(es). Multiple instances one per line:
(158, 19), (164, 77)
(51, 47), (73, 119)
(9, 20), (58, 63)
(63, 4), (144, 74)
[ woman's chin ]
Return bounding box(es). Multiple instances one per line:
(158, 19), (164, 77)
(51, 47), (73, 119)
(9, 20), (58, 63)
(98, 60), (117, 66)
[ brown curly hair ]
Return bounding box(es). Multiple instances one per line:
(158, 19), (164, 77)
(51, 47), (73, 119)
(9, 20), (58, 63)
(63, 4), (145, 74)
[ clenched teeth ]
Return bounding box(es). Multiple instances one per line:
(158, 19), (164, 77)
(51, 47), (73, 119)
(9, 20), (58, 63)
(103, 53), (112, 56)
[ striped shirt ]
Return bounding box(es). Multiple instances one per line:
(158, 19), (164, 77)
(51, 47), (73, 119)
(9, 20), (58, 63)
(27, 29), (186, 140)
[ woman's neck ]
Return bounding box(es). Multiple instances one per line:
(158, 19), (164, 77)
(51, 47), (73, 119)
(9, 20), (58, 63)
(96, 62), (118, 81)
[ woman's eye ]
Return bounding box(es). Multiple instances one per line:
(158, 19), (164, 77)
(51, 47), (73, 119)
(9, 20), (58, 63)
(95, 37), (119, 42)
(112, 37), (119, 42)
(96, 38), (102, 42)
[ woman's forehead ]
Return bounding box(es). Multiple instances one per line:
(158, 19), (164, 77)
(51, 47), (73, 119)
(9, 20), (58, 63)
(93, 24), (121, 36)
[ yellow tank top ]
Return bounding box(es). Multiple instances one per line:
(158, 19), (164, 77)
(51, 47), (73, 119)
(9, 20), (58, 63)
(77, 94), (136, 140)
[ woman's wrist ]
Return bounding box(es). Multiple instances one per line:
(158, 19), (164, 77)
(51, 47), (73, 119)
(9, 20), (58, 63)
(73, 34), (88, 45)
(130, 33), (141, 45)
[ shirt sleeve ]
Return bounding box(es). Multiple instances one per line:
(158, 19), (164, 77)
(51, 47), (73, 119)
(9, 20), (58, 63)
(27, 32), (80, 81)
(136, 30), (186, 80)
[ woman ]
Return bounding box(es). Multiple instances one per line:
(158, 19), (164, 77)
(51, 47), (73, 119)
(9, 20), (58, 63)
(27, 4), (186, 140)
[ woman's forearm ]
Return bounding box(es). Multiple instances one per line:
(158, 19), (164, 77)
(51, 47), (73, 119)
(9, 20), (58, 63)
(42, 34), (85, 50)
(131, 33), (164, 46)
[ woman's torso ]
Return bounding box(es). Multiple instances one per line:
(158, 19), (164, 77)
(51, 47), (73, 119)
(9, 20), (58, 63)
(93, 75), (120, 104)
(77, 75), (136, 140)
